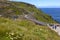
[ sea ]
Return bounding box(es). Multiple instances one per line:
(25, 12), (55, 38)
(40, 8), (60, 23)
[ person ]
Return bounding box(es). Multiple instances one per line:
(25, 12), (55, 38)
(55, 26), (57, 29)
(52, 26), (54, 29)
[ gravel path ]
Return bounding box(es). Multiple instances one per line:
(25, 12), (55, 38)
(47, 24), (60, 35)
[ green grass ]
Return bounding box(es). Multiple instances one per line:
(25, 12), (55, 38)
(0, 1), (57, 23)
(0, 17), (60, 40)
(0, 1), (59, 40)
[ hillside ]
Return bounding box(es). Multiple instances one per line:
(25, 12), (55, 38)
(0, 1), (60, 40)
(0, 1), (57, 23)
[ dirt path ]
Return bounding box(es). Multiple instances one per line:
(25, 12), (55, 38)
(24, 15), (60, 35)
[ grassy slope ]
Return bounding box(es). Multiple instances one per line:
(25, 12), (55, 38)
(0, 1), (57, 23)
(0, 1), (59, 40)
(12, 2), (57, 23)
(0, 17), (60, 40)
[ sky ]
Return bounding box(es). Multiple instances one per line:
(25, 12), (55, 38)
(10, 0), (60, 8)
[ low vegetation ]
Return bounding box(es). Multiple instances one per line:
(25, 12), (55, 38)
(0, 1), (57, 23)
(0, 17), (60, 40)
(0, 1), (59, 40)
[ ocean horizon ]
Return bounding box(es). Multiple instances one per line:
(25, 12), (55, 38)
(40, 8), (60, 23)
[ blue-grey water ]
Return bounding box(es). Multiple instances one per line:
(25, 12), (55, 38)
(40, 8), (60, 23)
